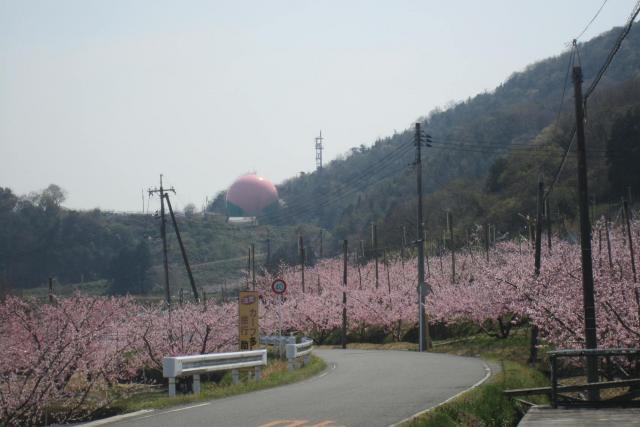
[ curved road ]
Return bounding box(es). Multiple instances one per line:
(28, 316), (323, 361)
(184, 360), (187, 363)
(100, 349), (489, 427)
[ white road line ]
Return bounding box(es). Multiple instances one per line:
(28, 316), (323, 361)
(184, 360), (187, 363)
(387, 361), (493, 427)
(132, 402), (212, 422)
(77, 410), (154, 426)
(162, 402), (211, 414)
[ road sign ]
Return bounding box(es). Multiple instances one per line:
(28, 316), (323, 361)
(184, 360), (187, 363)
(239, 290), (259, 350)
(272, 278), (287, 294)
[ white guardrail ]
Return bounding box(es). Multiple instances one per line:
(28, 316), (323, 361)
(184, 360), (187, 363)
(162, 349), (267, 396)
(261, 335), (314, 371)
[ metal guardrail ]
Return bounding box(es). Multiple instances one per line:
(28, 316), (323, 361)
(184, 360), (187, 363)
(286, 337), (314, 371)
(261, 335), (314, 371)
(162, 349), (267, 396)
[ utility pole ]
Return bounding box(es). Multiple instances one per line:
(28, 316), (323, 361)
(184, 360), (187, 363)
(372, 223), (379, 288)
(164, 194), (199, 301)
(315, 131), (324, 171)
(572, 65), (599, 399)
(414, 123), (431, 352)
(149, 174), (175, 306)
(342, 239), (348, 349)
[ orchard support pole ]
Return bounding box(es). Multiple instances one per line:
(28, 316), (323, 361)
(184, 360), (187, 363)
(530, 176), (544, 367)
(342, 239), (348, 349)
(372, 223), (379, 289)
(623, 200), (640, 324)
(48, 277), (54, 303)
(623, 200), (637, 283)
(605, 216), (614, 270)
(484, 224), (490, 262)
(299, 235), (305, 293)
(447, 211), (455, 283)
(251, 243), (256, 290)
(545, 198), (552, 251)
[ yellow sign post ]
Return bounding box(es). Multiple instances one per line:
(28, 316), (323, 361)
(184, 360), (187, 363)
(239, 290), (259, 350)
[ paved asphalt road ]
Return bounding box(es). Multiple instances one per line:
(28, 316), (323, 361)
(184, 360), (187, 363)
(101, 349), (489, 427)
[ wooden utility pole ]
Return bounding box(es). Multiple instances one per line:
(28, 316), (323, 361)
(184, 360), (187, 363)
(447, 211), (455, 283)
(572, 65), (599, 398)
(164, 194), (200, 301)
(148, 174), (175, 306)
(342, 240), (348, 349)
(414, 123), (431, 351)
(372, 223), (379, 288)
(299, 235), (305, 293)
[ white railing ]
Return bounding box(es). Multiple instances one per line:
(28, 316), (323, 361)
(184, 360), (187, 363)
(260, 336), (313, 371)
(162, 349), (267, 396)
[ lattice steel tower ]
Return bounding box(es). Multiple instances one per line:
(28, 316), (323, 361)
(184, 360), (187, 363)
(315, 131), (324, 170)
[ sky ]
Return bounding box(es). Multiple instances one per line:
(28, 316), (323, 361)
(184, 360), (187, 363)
(0, 0), (637, 212)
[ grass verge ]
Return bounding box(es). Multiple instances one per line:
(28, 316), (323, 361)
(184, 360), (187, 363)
(97, 355), (326, 417)
(404, 328), (550, 427)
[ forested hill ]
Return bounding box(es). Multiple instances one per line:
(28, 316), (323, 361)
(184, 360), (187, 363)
(261, 25), (640, 248)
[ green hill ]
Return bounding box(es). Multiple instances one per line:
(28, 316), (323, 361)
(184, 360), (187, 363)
(261, 25), (640, 249)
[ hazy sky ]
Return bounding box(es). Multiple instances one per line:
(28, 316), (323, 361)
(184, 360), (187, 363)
(1, 0), (636, 212)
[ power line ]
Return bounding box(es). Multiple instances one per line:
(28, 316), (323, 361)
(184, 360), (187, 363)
(546, 2), (640, 200)
(575, 0), (609, 41)
(267, 142), (413, 223)
(584, 1), (640, 102)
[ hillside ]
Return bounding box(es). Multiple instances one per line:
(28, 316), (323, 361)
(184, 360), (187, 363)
(3, 25), (640, 294)
(262, 25), (640, 251)
(0, 186), (325, 293)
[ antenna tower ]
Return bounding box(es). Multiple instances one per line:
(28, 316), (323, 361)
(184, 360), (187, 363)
(315, 131), (324, 170)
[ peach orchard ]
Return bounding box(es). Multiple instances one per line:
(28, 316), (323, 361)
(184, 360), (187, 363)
(1, 217), (639, 424)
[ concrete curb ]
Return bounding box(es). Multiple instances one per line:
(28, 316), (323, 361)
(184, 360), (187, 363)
(388, 360), (493, 427)
(75, 409), (153, 426)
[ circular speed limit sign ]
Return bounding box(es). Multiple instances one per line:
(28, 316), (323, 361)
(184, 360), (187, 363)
(271, 278), (287, 294)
